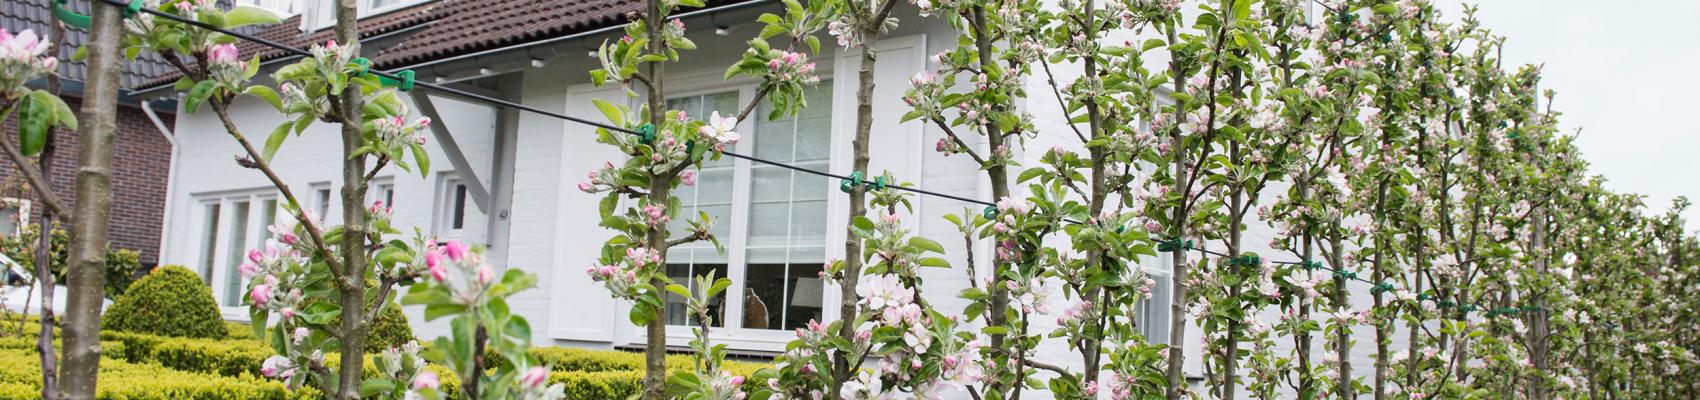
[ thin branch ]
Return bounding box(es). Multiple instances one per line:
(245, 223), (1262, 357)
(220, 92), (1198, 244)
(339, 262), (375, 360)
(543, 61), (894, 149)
(213, 99), (345, 275)
(0, 128), (66, 215)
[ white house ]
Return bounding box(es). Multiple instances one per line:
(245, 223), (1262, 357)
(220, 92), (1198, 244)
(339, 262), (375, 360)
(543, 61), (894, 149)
(143, 0), (1409, 395)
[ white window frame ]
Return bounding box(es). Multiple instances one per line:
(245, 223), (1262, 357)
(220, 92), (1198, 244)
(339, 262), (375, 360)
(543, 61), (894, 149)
(369, 177), (396, 209)
(628, 73), (841, 351)
(434, 173), (471, 238)
(310, 181), (334, 223)
(236, 0), (300, 16)
(194, 189), (282, 321)
(303, 0), (429, 31)
(0, 198), (32, 237)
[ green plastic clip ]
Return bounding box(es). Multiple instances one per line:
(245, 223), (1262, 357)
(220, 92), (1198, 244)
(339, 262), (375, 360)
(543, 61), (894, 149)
(53, 0), (92, 29)
(380, 70), (416, 91)
(636, 124), (656, 144)
(1370, 281), (1395, 294)
(1437, 300), (1454, 309)
(1459, 304), (1477, 313)
(1230, 254), (1261, 268)
(57, 0), (144, 27)
(839, 171), (864, 193)
(1300, 260), (1325, 271)
(1332, 270), (1357, 280)
(352, 58), (372, 76)
(1157, 238), (1194, 252)
(870, 176), (888, 191)
(1416, 292), (1431, 301)
(983, 205), (998, 220)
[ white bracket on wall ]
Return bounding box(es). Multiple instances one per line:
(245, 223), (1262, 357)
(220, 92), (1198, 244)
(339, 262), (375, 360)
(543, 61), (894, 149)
(410, 92), (492, 213)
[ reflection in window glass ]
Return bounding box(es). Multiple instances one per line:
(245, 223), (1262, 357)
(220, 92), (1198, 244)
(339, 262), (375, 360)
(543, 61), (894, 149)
(199, 203), (221, 284)
(742, 83), (832, 331)
(663, 91), (739, 327)
(222, 201), (251, 306)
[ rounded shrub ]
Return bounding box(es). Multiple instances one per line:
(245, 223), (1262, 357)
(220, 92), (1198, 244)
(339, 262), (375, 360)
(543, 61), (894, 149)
(104, 265), (227, 339)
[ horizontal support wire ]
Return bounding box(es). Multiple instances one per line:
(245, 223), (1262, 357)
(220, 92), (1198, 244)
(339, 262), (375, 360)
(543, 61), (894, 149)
(103, 0), (994, 208)
(104, 0), (1525, 316)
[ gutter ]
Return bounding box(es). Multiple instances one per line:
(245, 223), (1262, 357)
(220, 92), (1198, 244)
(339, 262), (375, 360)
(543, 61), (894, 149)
(140, 100), (180, 267)
(387, 0), (778, 74)
(126, 20), (437, 99)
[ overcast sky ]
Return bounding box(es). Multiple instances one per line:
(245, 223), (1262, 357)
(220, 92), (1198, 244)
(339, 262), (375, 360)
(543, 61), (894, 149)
(1428, 1), (1700, 231)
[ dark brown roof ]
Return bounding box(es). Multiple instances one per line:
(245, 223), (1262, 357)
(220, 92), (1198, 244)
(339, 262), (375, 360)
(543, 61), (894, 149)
(367, 0), (640, 69)
(0, 0), (176, 89)
(138, 0), (655, 89)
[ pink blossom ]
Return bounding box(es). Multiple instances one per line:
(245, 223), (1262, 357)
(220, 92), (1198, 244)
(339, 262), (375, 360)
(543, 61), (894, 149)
(680, 170), (698, 186)
(478, 264), (494, 284)
(250, 284), (274, 305)
(207, 43), (240, 66)
(521, 366), (548, 389)
(413, 371), (440, 390)
(442, 240), (468, 262)
(239, 262), (259, 279)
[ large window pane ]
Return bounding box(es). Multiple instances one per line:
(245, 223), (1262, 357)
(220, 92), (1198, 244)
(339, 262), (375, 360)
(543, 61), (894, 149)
(222, 201), (251, 306)
(741, 82), (832, 330)
(198, 203), (221, 284)
(665, 263), (728, 327)
(664, 91), (739, 328)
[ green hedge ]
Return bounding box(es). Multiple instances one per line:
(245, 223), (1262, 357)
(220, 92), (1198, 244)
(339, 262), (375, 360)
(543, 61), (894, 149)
(104, 266), (228, 339)
(6, 319), (769, 399)
(0, 348), (319, 399)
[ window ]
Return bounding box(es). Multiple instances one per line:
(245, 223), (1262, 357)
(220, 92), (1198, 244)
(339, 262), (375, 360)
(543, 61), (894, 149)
(197, 203), (221, 283)
(1136, 269), (1173, 344)
(369, 178), (396, 209)
(0, 198), (31, 237)
(661, 83), (833, 332)
(194, 191), (279, 310)
(303, 0), (428, 31)
(237, 0), (300, 16)
(312, 184), (333, 222)
(435, 175), (471, 237)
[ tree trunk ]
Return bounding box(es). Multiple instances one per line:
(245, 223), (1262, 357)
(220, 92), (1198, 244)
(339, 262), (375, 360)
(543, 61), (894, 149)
(331, 0), (371, 398)
(640, 0), (670, 397)
(1331, 235), (1352, 400)
(59, 3), (125, 398)
(968, 7), (1013, 377)
(1162, 26), (1190, 400)
(830, 37), (879, 400)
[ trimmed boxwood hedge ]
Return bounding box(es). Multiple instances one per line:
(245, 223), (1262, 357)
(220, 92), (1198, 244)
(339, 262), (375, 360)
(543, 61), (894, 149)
(0, 347), (319, 399)
(104, 265), (228, 339)
(6, 319), (769, 399)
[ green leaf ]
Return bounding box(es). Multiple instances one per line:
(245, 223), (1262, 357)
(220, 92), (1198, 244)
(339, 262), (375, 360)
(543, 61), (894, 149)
(243, 86), (282, 112)
(592, 99), (625, 127)
(359, 378), (396, 397)
(263, 122), (291, 162)
(224, 6), (283, 29)
(185, 80), (218, 114)
(16, 94), (52, 156)
(908, 236), (945, 254)
(410, 143), (431, 178)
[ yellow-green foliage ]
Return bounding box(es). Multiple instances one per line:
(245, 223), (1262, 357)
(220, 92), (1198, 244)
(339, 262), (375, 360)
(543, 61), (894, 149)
(0, 348), (319, 399)
(327, 302), (415, 353)
(104, 266), (228, 339)
(107, 330), (273, 377)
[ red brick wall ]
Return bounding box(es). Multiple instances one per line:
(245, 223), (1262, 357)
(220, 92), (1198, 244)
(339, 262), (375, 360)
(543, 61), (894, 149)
(0, 97), (175, 265)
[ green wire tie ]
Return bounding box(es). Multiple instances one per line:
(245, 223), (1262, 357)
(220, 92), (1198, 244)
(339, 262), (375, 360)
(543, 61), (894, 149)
(1437, 300), (1454, 309)
(56, 0), (145, 28)
(983, 205), (998, 219)
(1416, 292), (1431, 301)
(350, 58), (415, 91)
(636, 124), (656, 144)
(1459, 304), (1476, 313)
(1520, 305), (1542, 313)
(1370, 282), (1395, 294)
(840, 172), (889, 193)
(1300, 260), (1324, 271)
(1157, 238), (1194, 252)
(839, 171), (864, 193)
(1332, 270), (1356, 280)
(1229, 254), (1260, 268)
